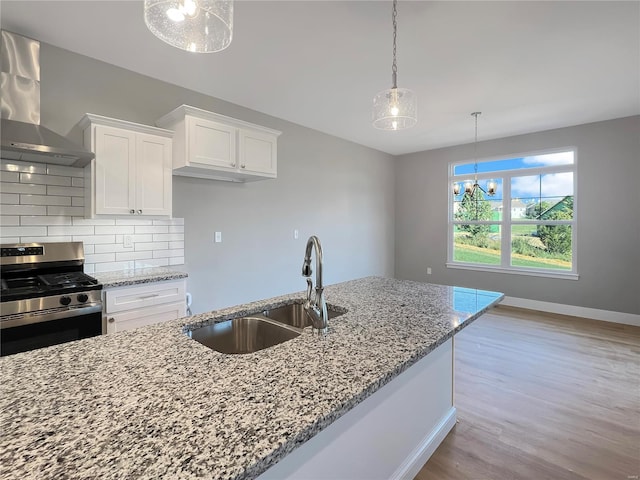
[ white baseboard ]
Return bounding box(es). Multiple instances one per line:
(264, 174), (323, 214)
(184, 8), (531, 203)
(501, 296), (640, 327)
(391, 407), (457, 480)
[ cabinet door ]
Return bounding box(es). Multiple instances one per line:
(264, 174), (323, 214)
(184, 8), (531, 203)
(136, 133), (172, 216)
(105, 301), (186, 334)
(238, 128), (277, 176)
(94, 125), (136, 215)
(187, 116), (237, 171)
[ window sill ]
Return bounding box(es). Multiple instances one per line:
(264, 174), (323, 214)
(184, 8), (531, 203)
(446, 262), (579, 280)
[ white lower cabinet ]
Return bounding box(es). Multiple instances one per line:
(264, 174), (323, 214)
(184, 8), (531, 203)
(104, 279), (186, 334)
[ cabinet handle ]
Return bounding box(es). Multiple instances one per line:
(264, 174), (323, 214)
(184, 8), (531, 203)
(139, 294), (160, 300)
(130, 209), (135, 214)
(108, 317), (115, 323)
(240, 164), (246, 169)
(137, 210), (142, 215)
(230, 162), (236, 167)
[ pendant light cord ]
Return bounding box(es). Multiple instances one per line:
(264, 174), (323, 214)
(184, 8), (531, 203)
(392, 0), (398, 89)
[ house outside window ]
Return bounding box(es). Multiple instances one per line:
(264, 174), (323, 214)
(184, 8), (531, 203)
(448, 149), (577, 279)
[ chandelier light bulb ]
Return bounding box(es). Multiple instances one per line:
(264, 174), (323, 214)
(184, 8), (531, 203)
(487, 179), (497, 196)
(453, 182), (461, 195)
(464, 180), (474, 194)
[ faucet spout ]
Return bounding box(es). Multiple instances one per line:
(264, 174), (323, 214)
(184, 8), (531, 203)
(302, 235), (328, 335)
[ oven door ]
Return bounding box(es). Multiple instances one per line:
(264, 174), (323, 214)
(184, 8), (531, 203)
(1, 308), (102, 356)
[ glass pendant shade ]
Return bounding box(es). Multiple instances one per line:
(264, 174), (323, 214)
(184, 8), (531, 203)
(463, 180), (474, 194)
(144, 0), (233, 53)
(452, 182), (461, 195)
(372, 87), (417, 130)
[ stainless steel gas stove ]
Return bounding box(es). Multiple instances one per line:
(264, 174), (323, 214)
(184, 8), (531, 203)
(0, 242), (103, 356)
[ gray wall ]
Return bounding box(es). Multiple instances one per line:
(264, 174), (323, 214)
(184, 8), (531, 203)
(395, 116), (640, 315)
(38, 44), (395, 313)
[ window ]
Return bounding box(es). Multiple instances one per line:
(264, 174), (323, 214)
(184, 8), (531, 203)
(448, 149), (577, 278)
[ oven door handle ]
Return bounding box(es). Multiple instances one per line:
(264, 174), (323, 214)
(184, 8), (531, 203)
(0, 304), (103, 330)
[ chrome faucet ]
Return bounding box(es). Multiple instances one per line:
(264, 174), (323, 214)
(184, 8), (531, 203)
(302, 235), (329, 336)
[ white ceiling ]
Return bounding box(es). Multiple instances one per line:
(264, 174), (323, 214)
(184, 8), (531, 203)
(1, 1), (638, 155)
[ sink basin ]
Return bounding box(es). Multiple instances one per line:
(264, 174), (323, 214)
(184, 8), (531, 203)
(188, 315), (301, 354)
(261, 302), (345, 328)
(188, 302), (347, 354)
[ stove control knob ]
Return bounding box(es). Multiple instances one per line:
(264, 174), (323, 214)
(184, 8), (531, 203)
(77, 293), (89, 303)
(60, 296), (72, 306)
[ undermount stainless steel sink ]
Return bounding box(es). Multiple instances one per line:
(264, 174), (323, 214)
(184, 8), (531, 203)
(188, 303), (346, 354)
(261, 303), (345, 329)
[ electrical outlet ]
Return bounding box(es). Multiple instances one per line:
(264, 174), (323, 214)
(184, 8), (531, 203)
(427, 267), (432, 275)
(294, 229), (299, 240)
(214, 231), (222, 243)
(124, 235), (133, 248)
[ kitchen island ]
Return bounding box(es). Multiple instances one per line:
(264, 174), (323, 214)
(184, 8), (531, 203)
(0, 277), (502, 480)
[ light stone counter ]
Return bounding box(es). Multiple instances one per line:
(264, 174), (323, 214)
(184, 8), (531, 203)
(93, 266), (188, 288)
(0, 276), (502, 480)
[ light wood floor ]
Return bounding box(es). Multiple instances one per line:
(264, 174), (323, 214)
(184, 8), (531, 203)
(415, 306), (640, 480)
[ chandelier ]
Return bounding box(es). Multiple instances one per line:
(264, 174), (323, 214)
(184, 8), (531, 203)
(453, 112), (497, 197)
(372, 0), (417, 130)
(144, 0), (233, 53)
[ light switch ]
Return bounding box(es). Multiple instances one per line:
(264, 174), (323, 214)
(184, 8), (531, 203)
(294, 229), (299, 240)
(215, 231), (222, 243)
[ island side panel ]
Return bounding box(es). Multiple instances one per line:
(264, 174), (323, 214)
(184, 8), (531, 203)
(257, 338), (454, 480)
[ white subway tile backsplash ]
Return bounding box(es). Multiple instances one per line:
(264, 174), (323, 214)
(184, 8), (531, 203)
(48, 225), (95, 236)
(20, 236), (73, 243)
(94, 261), (133, 273)
(1, 204), (47, 215)
(1, 160), (46, 174)
(21, 194), (71, 206)
(47, 206), (84, 216)
(115, 218), (153, 226)
(152, 249), (184, 258)
(20, 173), (71, 186)
(153, 218), (184, 226)
(72, 218), (116, 226)
(116, 251), (153, 262)
(131, 234), (153, 243)
(47, 186), (84, 197)
(135, 258), (169, 268)
(0, 216), (19, 226)
(1, 193), (19, 204)
(1, 226), (48, 237)
(135, 225), (167, 234)
(134, 242), (169, 251)
(1, 161), (184, 272)
(1, 183), (47, 195)
(153, 233), (183, 242)
(94, 225), (134, 235)
(21, 216), (72, 226)
(85, 253), (116, 264)
(46, 165), (84, 178)
(1, 172), (20, 182)
(72, 235), (116, 244)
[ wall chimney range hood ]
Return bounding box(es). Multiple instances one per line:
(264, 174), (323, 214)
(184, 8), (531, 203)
(0, 30), (94, 167)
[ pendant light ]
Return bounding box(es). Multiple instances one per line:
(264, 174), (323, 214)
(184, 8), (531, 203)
(144, 0), (233, 53)
(452, 112), (497, 197)
(372, 0), (417, 130)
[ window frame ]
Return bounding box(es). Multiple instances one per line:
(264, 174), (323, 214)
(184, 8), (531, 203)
(447, 147), (578, 280)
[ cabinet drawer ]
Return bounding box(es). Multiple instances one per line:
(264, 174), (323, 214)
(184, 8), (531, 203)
(105, 301), (186, 334)
(105, 279), (186, 313)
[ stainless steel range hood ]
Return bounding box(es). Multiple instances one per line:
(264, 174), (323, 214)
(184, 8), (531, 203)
(0, 30), (94, 167)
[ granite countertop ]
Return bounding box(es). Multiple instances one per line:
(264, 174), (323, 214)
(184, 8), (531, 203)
(93, 266), (188, 288)
(0, 276), (503, 480)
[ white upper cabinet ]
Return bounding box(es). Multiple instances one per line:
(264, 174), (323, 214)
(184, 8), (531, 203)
(79, 114), (173, 217)
(156, 105), (281, 182)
